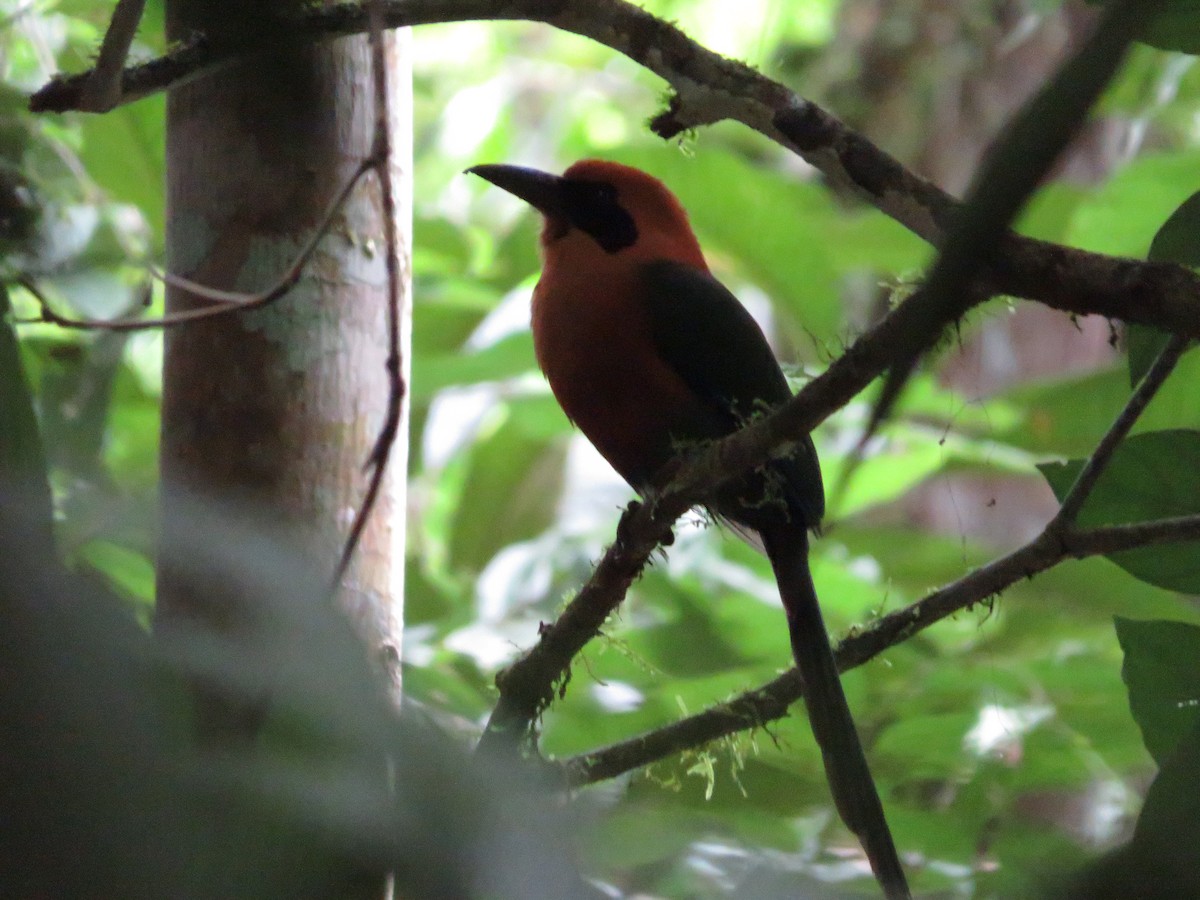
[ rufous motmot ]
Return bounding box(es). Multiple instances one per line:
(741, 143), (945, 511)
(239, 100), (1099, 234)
(468, 159), (909, 899)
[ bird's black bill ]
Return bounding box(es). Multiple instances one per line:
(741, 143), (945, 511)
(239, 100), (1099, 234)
(468, 162), (639, 253)
(466, 164), (567, 219)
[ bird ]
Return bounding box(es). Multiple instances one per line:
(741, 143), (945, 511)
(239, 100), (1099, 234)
(468, 159), (910, 899)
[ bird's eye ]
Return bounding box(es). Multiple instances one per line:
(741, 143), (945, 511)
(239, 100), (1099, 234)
(577, 180), (616, 204)
(561, 178), (637, 253)
(564, 178), (617, 207)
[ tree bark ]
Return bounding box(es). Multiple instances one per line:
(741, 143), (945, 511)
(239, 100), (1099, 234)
(156, 2), (410, 736)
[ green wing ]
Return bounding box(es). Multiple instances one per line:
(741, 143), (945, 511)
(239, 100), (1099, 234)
(639, 259), (825, 529)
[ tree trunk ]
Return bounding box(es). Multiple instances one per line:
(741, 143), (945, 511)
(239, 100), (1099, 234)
(156, 3), (410, 735)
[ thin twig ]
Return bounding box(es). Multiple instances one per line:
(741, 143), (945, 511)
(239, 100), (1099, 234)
(16, 158), (375, 333)
(1052, 333), (1190, 527)
(475, 260), (952, 745)
(332, 0), (405, 586)
(27, 1), (1200, 341)
(77, 0), (146, 112)
(558, 511), (1200, 786)
(471, 231), (1185, 748)
(866, 0), (1159, 441)
(29, 0), (1200, 797)
(150, 267), (272, 304)
(477, 500), (673, 751)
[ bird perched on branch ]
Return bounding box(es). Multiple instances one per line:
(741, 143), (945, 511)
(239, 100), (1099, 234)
(468, 159), (909, 899)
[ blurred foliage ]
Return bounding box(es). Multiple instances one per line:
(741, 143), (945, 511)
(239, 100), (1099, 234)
(5, 0), (1200, 897)
(1115, 617), (1200, 767)
(1041, 431), (1200, 593)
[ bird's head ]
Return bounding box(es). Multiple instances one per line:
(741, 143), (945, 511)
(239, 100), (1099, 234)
(467, 159), (706, 268)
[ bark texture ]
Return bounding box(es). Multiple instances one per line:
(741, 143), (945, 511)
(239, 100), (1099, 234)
(157, 2), (411, 734)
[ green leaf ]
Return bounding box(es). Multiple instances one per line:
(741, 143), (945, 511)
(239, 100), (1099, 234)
(1009, 726), (1094, 791)
(412, 217), (477, 279)
(1085, 0), (1200, 54)
(1128, 189), (1200, 384)
(1003, 367), (1131, 456)
(445, 408), (566, 573)
(1148, 189), (1200, 267)
(412, 331), (537, 401)
(1136, 0), (1200, 54)
(78, 96), (166, 241)
(1031, 654), (1151, 773)
(625, 579), (761, 676)
(1015, 182), (1086, 243)
(0, 288), (53, 537)
(1039, 430), (1200, 592)
(1068, 150), (1200, 258)
(824, 437), (946, 519)
(411, 279), (498, 358)
(873, 713), (974, 781)
(78, 540), (155, 614)
(1127, 324), (1174, 387)
(104, 364), (161, 486)
(582, 803), (702, 872)
(399, 658), (492, 721)
(504, 393), (572, 441)
(1001, 351), (1200, 456)
(1115, 617), (1200, 766)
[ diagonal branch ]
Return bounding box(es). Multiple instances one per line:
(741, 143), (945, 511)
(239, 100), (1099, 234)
(77, 0), (146, 112)
(555, 326), (1199, 783)
(867, 0), (1159, 438)
(486, 275), (1194, 757)
(1052, 334), (1190, 527)
(477, 256), (1018, 748)
(28, 0), (1200, 340)
(558, 511), (1200, 786)
(478, 500), (674, 750)
(549, 314), (1195, 787)
(17, 158), (375, 333)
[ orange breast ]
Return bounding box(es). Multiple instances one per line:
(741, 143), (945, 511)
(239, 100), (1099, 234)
(531, 254), (710, 491)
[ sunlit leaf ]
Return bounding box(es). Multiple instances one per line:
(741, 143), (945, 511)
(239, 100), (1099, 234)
(1002, 350), (1200, 455)
(1068, 150), (1200, 258)
(1116, 617), (1200, 767)
(446, 408), (566, 573)
(1128, 188), (1200, 384)
(78, 96), (165, 241)
(1133, 0), (1200, 54)
(413, 331), (537, 401)
(78, 539), (155, 613)
(1039, 430), (1200, 592)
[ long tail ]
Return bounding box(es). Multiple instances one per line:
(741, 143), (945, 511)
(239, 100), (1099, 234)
(761, 525), (910, 900)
